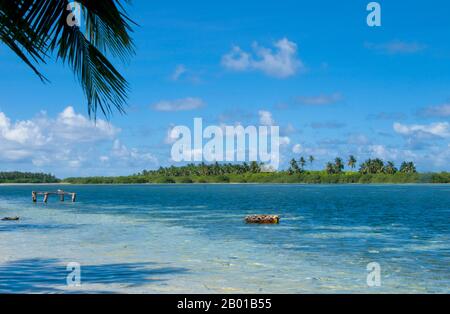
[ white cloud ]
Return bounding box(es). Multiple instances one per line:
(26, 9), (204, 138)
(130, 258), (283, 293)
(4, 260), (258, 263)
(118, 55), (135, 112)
(364, 144), (418, 163)
(221, 46), (251, 71)
(279, 136), (291, 146)
(297, 93), (342, 106)
(367, 112), (407, 120)
(365, 40), (426, 54)
(0, 113), (43, 145)
(282, 123), (297, 135)
(0, 106), (117, 153)
(171, 64), (187, 81)
(418, 104), (450, 118)
(112, 139), (158, 166)
(347, 134), (370, 145)
(152, 97), (205, 112)
(310, 121), (346, 129)
(221, 38), (303, 78)
(292, 144), (303, 154)
(0, 106), (157, 176)
(164, 125), (179, 144)
(393, 122), (450, 138)
(289, 139), (449, 172)
(258, 111), (288, 148)
(169, 147), (203, 162)
(258, 110), (275, 126)
(292, 144), (333, 158)
(53, 106), (118, 142)
(368, 145), (394, 160)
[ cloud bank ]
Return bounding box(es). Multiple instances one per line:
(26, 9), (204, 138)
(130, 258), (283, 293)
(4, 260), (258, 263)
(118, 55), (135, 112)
(0, 106), (158, 176)
(365, 40), (426, 54)
(152, 97), (205, 112)
(296, 93), (342, 106)
(221, 38), (303, 78)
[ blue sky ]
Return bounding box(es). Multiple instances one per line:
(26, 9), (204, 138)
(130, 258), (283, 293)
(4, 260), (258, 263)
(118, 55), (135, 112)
(1, 0), (449, 177)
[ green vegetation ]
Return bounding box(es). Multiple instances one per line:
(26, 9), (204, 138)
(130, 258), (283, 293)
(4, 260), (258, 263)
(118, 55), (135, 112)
(1, 158), (449, 184)
(430, 172), (450, 183)
(62, 157), (450, 184)
(63, 171), (426, 184)
(0, 172), (59, 184)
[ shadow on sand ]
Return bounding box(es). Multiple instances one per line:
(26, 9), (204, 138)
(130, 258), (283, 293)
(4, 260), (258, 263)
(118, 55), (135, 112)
(0, 258), (189, 293)
(0, 222), (83, 233)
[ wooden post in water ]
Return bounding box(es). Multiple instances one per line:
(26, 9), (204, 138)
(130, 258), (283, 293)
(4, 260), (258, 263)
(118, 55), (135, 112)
(32, 191), (77, 203)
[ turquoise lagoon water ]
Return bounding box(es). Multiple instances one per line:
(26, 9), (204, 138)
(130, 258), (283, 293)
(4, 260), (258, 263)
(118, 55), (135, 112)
(0, 184), (449, 293)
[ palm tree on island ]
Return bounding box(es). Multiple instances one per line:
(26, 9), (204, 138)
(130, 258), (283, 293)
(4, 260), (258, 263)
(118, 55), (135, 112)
(348, 155), (357, 170)
(308, 155), (315, 169)
(289, 159), (300, 174)
(299, 157), (307, 171)
(384, 161), (398, 174)
(325, 162), (335, 175)
(400, 161), (417, 174)
(334, 157), (344, 173)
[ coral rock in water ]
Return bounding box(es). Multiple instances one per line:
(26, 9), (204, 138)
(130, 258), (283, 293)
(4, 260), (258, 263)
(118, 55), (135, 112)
(245, 215), (280, 224)
(2, 217), (20, 221)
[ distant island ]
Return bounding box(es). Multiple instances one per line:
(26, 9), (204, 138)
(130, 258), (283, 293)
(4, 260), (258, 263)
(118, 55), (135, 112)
(2, 157), (448, 184)
(0, 172), (60, 184)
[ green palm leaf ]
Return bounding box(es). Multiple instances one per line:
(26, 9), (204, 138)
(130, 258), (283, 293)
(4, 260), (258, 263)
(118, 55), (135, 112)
(0, 0), (136, 118)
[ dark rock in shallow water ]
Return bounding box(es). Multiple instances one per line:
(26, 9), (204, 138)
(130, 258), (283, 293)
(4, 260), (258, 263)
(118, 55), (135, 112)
(2, 217), (20, 221)
(245, 215), (279, 224)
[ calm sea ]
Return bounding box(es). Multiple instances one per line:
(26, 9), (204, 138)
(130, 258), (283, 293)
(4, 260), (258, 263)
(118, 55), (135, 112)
(0, 184), (449, 293)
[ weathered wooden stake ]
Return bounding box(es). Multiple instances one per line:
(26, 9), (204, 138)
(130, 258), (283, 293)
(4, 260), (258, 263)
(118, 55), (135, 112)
(43, 193), (49, 203)
(32, 191), (77, 203)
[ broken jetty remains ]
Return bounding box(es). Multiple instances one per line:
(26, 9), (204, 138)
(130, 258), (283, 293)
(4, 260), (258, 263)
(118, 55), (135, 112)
(32, 190), (77, 203)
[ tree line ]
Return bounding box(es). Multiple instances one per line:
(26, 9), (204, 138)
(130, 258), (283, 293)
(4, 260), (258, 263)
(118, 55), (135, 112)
(0, 172), (59, 183)
(138, 156), (417, 178)
(3, 158), (449, 185)
(288, 155), (417, 175)
(139, 161), (263, 177)
(138, 156), (419, 178)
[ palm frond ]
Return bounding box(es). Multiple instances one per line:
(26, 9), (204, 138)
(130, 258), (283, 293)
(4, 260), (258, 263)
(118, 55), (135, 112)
(81, 0), (135, 60)
(0, 0), (136, 118)
(0, 0), (49, 80)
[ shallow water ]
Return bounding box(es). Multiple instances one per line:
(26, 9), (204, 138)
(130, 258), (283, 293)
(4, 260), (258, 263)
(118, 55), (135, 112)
(0, 184), (449, 293)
